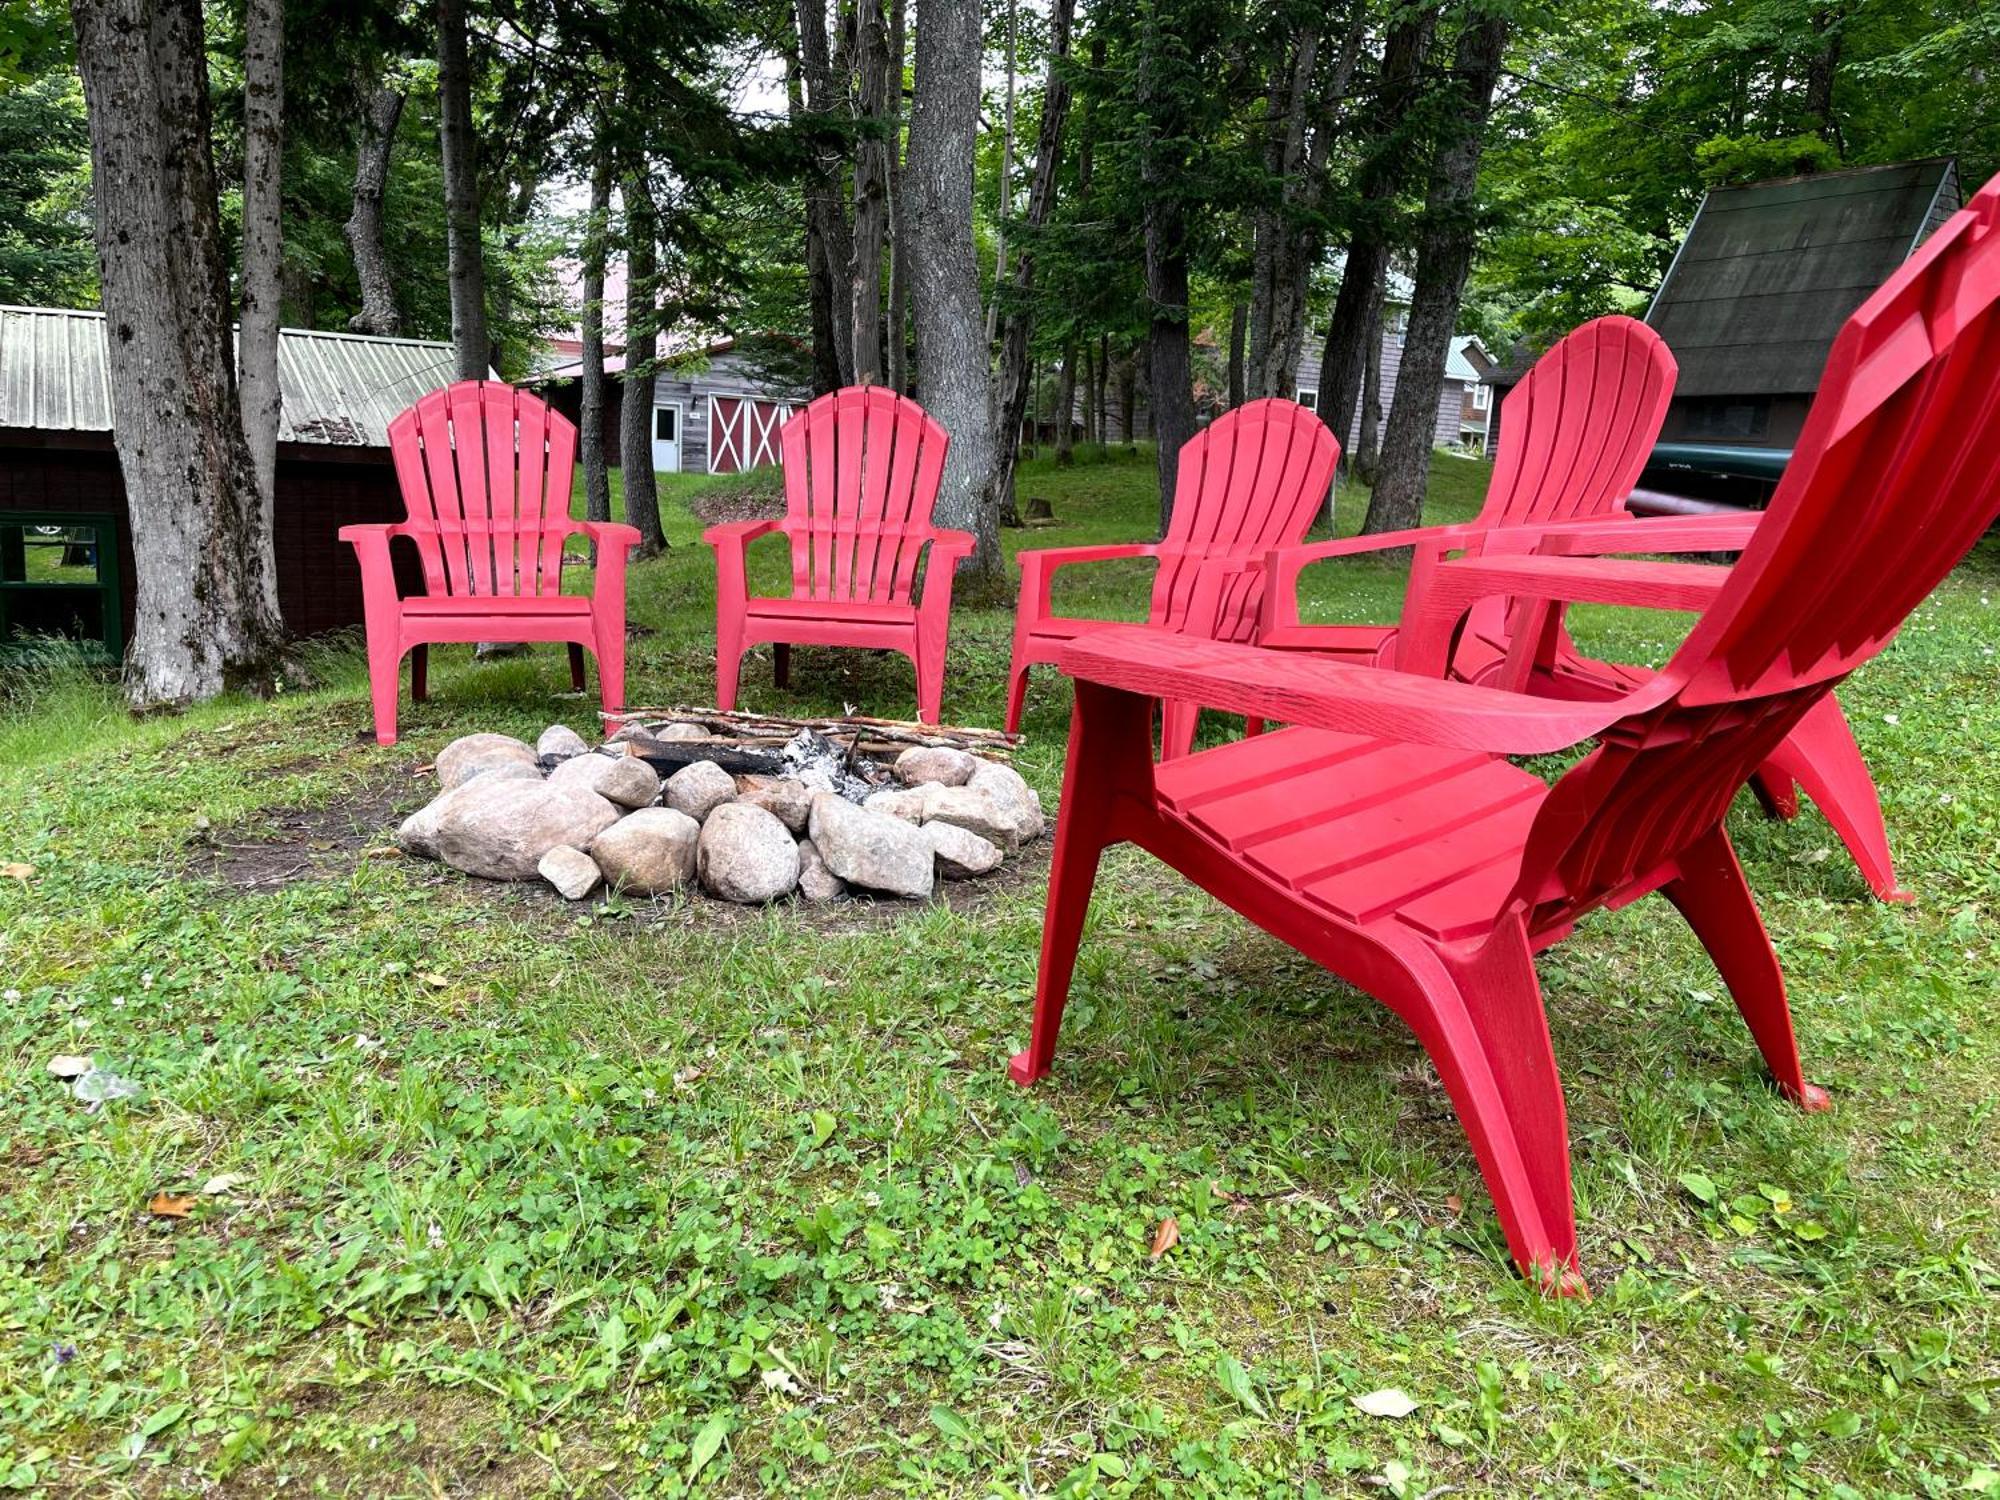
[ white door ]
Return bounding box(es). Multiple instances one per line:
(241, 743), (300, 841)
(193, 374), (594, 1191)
(650, 403), (681, 473)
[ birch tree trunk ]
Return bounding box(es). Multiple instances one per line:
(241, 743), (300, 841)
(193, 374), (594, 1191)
(984, 0), (1074, 529)
(437, 0), (488, 379)
(237, 0), (284, 626)
(579, 114), (613, 551)
(71, 0), (288, 707)
(905, 0), (1000, 583)
(849, 0), (891, 384)
(619, 171), (666, 556)
(1364, 10), (1508, 536)
(345, 83), (404, 335)
(1316, 8), (1434, 464)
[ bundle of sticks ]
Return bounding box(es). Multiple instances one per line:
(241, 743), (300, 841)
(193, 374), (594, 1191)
(602, 704), (1017, 778)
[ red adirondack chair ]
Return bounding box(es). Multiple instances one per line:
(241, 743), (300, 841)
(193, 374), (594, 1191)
(1012, 173), (2000, 1291)
(1259, 316), (1905, 901)
(340, 380), (639, 746)
(1004, 397), (1340, 757)
(704, 387), (969, 724)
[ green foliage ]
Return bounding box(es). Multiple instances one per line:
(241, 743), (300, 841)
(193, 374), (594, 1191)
(0, 71), (94, 306)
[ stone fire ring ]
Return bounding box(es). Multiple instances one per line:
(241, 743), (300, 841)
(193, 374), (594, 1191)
(392, 723), (1044, 906)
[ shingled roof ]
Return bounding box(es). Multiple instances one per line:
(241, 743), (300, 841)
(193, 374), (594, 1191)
(1645, 158), (1959, 399)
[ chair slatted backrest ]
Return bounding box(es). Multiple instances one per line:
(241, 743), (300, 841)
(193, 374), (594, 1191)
(387, 380), (578, 598)
(777, 387), (951, 605)
(1477, 315), (1676, 531)
(1512, 176), (2000, 933)
(1153, 398), (1341, 640)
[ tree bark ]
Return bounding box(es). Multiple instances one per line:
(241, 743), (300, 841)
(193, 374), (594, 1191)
(1364, 9), (1507, 536)
(785, 53), (843, 397)
(884, 0), (909, 391)
(619, 172), (665, 556)
(1356, 268), (1385, 483)
(1227, 301), (1246, 407)
(345, 83), (404, 335)
(1054, 340), (1078, 465)
(237, 0), (283, 625)
(579, 111), (613, 550)
(849, 0), (891, 383)
(984, 0), (1018, 346)
(437, 0), (487, 379)
(1136, 9), (1197, 532)
(796, 0), (854, 388)
(984, 0), (1074, 530)
(1078, 341), (1096, 446)
(1316, 8), (1435, 466)
(1117, 347), (1135, 450)
(71, 0), (287, 707)
(905, 0), (1000, 582)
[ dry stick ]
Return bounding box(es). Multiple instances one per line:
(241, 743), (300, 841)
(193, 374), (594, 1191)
(603, 704), (1018, 755)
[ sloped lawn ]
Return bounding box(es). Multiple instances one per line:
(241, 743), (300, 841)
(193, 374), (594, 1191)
(1, 446), (1995, 1497)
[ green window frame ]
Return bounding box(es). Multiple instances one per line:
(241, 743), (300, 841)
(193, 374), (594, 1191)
(0, 511), (124, 660)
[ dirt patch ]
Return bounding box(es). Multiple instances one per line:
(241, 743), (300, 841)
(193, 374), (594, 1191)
(192, 772), (421, 891)
(682, 472), (786, 526)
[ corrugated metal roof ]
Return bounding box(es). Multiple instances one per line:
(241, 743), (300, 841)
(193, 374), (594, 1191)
(0, 305), (466, 448)
(1644, 159), (1959, 399)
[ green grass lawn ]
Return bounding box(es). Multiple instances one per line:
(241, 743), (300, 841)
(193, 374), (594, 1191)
(1, 445), (1996, 1497)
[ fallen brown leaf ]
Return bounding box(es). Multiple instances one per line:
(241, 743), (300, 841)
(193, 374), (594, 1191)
(1, 861), (35, 882)
(147, 1193), (197, 1218)
(1444, 1194), (1463, 1216)
(418, 971), (451, 988)
(1150, 1216), (1180, 1260)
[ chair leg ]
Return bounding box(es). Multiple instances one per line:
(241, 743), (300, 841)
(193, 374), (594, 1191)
(914, 641), (945, 725)
(410, 644), (428, 703)
(567, 642), (586, 692)
(1010, 680), (1155, 1086)
(773, 642), (790, 689)
(1662, 826), (1830, 1111)
(715, 616), (744, 713)
(1749, 766), (1801, 820)
(1159, 699), (1199, 761)
(1244, 716), (1266, 739)
(365, 636), (403, 746)
(1760, 694), (1909, 903)
(1387, 926), (1585, 1294)
(592, 613), (626, 730)
(1004, 661), (1031, 736)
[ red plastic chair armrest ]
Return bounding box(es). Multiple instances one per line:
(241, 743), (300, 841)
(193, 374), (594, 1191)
(1015, 542), (1160, 621)
(1058, 625), (1648, 756)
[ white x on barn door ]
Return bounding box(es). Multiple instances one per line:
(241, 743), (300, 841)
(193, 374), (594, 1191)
(707, 395), (792, 474)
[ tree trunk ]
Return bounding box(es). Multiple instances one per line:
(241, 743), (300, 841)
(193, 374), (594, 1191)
(905, 0), (1000, 582)
(1227, 301), (1246, 407)
(984, 0), (1074, 531)
(1806, 3), (1844, 152)
(579, 112), (613, 551)
(619, 172), (666, 556)
(884, 0), (909, 391)
(1364, 10), (1508, 537)
(71, 0), (287, 707)
(796, 0), (854, 388)
(1316, 8), (1435, 466)
(237, 0), (283, 626)
(848, 0), (890, 383)
(785, 54), (843, 397)
(1055, 340), (1078, 465)
(1356, 268), (1385, 483)
(437, 0), (487, 379)
(345, 83), (404, 335)
(984, 0), (1018, 347)
(1118, 349), (1135, 450)
(1096, 332), (1110, 447)
(1078, 342), (1096, 446)
(1137, 9), (1197, 531)
(1248, 25), (1312, 397)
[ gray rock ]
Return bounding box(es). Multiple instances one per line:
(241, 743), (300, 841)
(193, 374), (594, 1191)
(653, 721), (711, 742)
(538, 844), (602, 900)
(968, 761), (1046, 842)
(809, 793), (935, 900)
(435, 732), (539, 790)
(736, 775), (813, 834)
(796, 837), (848, 902)
(924, 820), (1004, 879)
(921, 784), (1023, 851)
(894, 745), (980, 787)
(605, 721), (650, 744)
(397, 763), (542, 858)
(537, 724), (591, 762)
(696, 803), (800, 903)
(666, 759), (738, 822)
(864, 785), (938, 823)
(591, 807), (700, 894)
(434, 778), (621, 881)
(548, 752), (661, 809)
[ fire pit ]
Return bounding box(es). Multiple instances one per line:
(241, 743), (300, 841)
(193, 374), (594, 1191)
(392, 710), (1041, 905)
